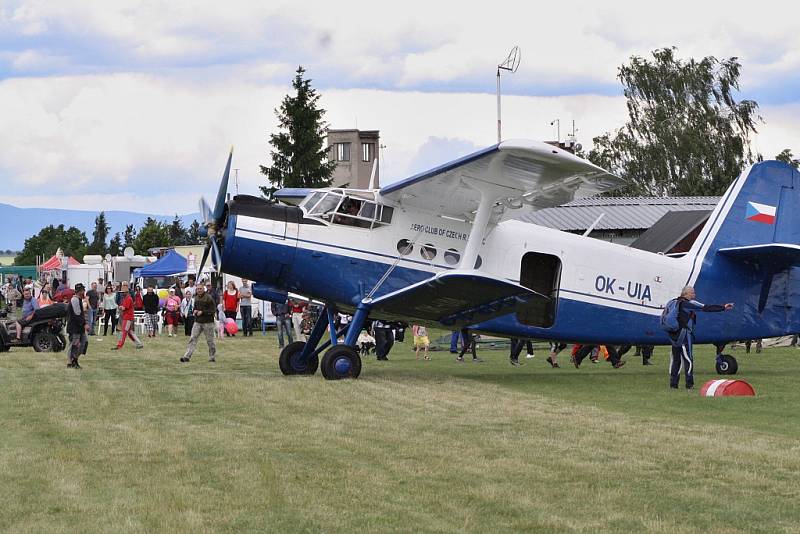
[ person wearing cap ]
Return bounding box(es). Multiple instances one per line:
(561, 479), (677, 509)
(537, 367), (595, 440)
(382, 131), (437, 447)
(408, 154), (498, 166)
(180, 283), (217, 363)
(67, 283), (89, 368)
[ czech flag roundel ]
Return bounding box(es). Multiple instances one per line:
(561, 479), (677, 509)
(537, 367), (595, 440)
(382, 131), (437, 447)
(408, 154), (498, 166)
(745, 201), (776, 224)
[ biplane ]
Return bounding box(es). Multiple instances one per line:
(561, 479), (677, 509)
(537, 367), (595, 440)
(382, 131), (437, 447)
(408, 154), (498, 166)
(197, 139), (800, 379)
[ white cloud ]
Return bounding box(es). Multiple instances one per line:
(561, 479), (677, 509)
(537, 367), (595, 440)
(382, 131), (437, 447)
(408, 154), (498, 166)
(2, 0), (800, 216)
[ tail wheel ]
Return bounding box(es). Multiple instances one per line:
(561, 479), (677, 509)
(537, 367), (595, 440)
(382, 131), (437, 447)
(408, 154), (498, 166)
(321, 345), (362, 380)
(716, 354), (738, 375)
(279, 341), (319, 375)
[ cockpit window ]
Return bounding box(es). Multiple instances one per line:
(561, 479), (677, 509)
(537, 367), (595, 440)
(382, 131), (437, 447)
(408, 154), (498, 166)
(310, 192), (342, 216)
(303, 192), (325, 211)
(302, 190), (394, 229)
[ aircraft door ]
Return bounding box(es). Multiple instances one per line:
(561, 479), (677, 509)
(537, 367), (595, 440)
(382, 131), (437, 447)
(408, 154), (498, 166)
(516, 251), (562, 328)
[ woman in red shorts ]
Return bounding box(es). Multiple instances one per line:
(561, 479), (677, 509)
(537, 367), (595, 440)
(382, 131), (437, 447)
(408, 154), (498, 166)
(164, 288), (182, 337)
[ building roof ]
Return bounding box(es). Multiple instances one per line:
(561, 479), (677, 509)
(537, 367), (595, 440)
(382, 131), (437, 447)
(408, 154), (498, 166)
(516, 196), (720, 231)
(629, 210), (712, 253)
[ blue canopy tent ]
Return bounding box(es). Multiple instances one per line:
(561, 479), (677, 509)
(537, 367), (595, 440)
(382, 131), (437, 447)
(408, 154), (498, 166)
(135, 249), (187, 277)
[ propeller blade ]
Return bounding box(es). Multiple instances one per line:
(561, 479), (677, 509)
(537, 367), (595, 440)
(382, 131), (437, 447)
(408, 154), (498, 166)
(212, 147), (233, 223)
(210, 238), (222, 274)
(199, 197), (213, 225)
(197, 243), (211, 277)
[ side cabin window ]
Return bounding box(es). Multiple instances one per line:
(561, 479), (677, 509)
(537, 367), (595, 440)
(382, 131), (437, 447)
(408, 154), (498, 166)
(516, 251), (561, 328)
(302, 191), (394, 229)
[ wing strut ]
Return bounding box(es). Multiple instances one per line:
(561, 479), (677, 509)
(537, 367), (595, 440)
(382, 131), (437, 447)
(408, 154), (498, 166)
(461, 189), (494, 269)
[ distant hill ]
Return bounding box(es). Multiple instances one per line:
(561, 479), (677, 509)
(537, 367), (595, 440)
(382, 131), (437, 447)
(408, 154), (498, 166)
(0, 203), (201, 251)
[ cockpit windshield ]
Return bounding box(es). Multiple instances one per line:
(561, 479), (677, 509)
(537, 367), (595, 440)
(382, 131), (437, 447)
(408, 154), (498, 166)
(300, 189), (394, 229)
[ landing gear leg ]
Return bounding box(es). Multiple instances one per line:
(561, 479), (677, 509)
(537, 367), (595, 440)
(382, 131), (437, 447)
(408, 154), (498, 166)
(321, 303), (370, 380)
(279, 304), (333, 376)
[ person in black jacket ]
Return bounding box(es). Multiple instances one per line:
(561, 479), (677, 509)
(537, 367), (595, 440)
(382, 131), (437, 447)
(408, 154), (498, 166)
(142, 286), (160, 337)
(669, 286), (734, 390)
(67, 283), (89, 369)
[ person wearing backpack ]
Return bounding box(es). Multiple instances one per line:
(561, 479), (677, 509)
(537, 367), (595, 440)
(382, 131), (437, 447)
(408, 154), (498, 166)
(664, 286), (734, 390)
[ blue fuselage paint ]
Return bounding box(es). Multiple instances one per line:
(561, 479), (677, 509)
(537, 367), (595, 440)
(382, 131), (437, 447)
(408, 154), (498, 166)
(221, 216), (792, 346)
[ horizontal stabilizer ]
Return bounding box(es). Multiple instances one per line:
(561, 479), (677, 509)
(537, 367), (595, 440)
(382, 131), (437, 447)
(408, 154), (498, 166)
(367, 271), (548, 328)
(718, 243), (800, 269)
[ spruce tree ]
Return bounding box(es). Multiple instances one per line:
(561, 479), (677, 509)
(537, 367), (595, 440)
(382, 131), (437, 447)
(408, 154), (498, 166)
(87, 211), (110, 255)
(109, 233), (123, 256)
(260, 66), (337, 199)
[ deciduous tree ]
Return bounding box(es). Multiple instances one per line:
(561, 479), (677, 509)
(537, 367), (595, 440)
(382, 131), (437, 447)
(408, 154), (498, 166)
(589, 47), (761, 196)
(15, 225), (88, 265)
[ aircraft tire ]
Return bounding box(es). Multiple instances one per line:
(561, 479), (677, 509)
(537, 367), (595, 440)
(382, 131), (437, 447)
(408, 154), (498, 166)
(715, 354), (738, 375)
(321, 345), (362, 380)
(279, 341), (319, 375)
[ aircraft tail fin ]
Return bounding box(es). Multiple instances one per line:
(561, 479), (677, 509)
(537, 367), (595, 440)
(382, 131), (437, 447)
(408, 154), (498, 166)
(687, 161), (800, 276)
(687, 161), (800, 337)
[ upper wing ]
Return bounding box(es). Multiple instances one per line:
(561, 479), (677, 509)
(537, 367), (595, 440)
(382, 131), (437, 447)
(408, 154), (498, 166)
(273, 188), (313, 206)
(367, 270), (551, 328)
(378, 139), (621, 222)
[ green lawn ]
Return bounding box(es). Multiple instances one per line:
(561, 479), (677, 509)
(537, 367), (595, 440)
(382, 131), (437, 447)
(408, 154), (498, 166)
(2, 333), (799, 533)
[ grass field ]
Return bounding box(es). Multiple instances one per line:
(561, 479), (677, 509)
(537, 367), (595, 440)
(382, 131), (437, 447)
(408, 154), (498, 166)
(2, 333), (800, 533)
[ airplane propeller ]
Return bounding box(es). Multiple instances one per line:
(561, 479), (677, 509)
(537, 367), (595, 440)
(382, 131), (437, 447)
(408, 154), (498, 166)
(197, 147), (233, 277)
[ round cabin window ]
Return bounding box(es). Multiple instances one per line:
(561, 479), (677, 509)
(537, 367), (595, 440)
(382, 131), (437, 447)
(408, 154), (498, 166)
(420, 244), (437, 261)
(444, 248), (461, 265)
(397, 239), (413, 256)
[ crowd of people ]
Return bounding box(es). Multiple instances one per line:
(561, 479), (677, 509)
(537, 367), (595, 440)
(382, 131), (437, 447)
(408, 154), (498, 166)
(2, 274), (739, 388)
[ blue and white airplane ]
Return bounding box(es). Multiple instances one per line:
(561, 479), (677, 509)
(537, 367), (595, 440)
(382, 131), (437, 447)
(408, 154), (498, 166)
(197, 140), (800, 379)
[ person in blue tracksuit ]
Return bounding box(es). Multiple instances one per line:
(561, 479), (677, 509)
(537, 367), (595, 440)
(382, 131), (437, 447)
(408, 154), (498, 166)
(670, 286), (734, 390)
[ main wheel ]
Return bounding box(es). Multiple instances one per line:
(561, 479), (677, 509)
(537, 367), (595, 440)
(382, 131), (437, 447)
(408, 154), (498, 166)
(32, 331), (55, 353)
(716, 354), (738, 375)
(279, 341), (319, 375)
(321, 345), (362, 380)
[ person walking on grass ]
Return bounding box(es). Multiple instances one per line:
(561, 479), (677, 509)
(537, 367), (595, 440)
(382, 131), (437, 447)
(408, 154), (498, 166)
(142, 286), (160, 337)
(164, 288), (181, 337)
(413, 324), (430, 360)
(456, 327), (483, 363)
(181, 289), (195, 336)
(101, 284), (118, 337)
(667, 285), (734, 390)
(66, 283), (89, 368)
(112, 281), (143, 351)
(180, 284), (217, 363)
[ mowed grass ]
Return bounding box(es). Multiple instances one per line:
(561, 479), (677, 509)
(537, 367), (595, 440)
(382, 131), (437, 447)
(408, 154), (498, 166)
(2, 332), (800, 533)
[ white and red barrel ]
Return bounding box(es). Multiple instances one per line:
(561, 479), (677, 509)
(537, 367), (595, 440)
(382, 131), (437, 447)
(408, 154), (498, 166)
(699, 379), (755, 397)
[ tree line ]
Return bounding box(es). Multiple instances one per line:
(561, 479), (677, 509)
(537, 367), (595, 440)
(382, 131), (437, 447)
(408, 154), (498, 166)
(14, 214), (202, 266)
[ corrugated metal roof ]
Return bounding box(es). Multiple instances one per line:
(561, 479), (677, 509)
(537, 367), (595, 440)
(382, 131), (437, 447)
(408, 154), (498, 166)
(516, 196), (720, 231)
(630, 210), (712, 253)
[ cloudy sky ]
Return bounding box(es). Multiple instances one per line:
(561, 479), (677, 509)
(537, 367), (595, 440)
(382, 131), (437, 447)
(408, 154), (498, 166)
(2, 0), (799, 215)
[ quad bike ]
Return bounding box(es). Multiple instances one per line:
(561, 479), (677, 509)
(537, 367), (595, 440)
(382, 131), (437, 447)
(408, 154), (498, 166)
(0, 304), (68, 353)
